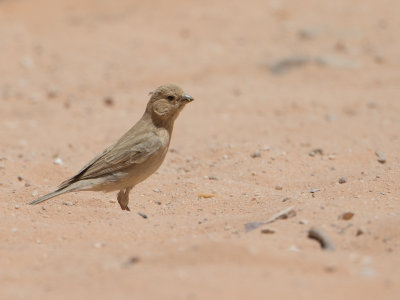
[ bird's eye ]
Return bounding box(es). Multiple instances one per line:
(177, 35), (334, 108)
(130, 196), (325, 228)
(167, 95), (175, 101)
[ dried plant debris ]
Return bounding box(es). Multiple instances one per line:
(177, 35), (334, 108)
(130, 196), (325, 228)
(266, 206), (296, 224)
(308, 227), (336, 251)
(268, 55), (359, 75)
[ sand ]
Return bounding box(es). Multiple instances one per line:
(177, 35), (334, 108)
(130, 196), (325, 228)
(1, 0), (399, 299)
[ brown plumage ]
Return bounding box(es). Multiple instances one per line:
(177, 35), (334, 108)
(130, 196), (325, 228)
(29, 84), (193, 211)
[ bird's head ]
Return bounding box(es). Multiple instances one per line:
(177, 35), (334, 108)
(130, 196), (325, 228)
(146, 84), (194, 126)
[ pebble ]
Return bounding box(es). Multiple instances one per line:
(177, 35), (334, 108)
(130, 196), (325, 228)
(198, 218), (208, 224)
(137, 212), (147, 219)
(260, 228), (276, 234)
(11, 227), (18, 233)
(152, 188), (161, 193)
(206, 175), (219, 180)
(54, 157), (64, 165)
(340, 212), (354, 221)
(375, 151), (386, 164)
(93, 242), (105, 248)
(103, 96), (114, 106)
(275, 185), (283, 191)
(14, 205), (20, 209)
(62, 201), (74, 206)
(198, 193), (217, 199)
(250, 152), (261, 158)
(309, 148), (323, 157)
(244, 222), (265, 232)
(356, 228), (364, 236)
(32, 190), (38, 196)
(17, 175), (24, 181)
(310, 188), (320, 193)
(338, 177), (347, 184)
(123, 256), (140, 267)
(47, 88), (58, 99)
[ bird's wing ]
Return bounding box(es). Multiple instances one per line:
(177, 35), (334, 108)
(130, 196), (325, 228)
(57, 132), (163, 189)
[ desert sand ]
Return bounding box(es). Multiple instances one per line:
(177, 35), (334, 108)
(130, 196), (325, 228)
(0, 0), (399, 299)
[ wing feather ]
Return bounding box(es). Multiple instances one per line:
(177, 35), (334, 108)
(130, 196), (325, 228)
(57, 132), (162, 189)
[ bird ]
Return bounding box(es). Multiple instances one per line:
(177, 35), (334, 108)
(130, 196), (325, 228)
(29, 84), (194, 211)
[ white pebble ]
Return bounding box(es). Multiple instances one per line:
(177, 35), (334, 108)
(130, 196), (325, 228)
(54, 157), (64, 165)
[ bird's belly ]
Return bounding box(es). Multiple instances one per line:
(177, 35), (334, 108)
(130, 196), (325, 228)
(94, 146), (168, 192)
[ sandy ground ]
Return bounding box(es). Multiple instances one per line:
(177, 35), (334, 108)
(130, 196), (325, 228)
(1, 0), (400, 299)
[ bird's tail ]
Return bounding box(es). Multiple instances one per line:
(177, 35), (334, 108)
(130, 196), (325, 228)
(28, 188), (69, 205)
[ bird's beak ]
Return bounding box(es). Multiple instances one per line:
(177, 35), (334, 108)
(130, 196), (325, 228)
(182, 94), (194, 102)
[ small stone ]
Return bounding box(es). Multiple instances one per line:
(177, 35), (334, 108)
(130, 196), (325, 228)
(14, 205), (20, 209)
(152, 188), (161, 193)
(375, 151), (386, 164)
(324, 266), (336, 273)
(356, 228), (364, 236)
(328, 155), (336, 160)
(93, 242), (105, 248)
(309, 148), (323, 157)
(109, 199), (116, 203)
(62, 201), (74, 206)
(155, 201), (162, 205)
(54, 157), (64, 165)
(123, 256), (140, 267)
(47, 88), (58, 99)
(138, 212), (147, 219)
(260, 228), (276, 234)
(207, 175), (219, 180)
(17, 175), (24, 182)
(338, 177), (347, 184)
(198, 193), (217, 199)
(198, 218), (208, 224)
(24, 181), (31, 187)
(282, 197), (291, 202)
(310, 188), (320, 193)
(245, 222), (265, 232)
(32, 190), (38, 196)
(275, 185), (283, 191)
(11, 227), (18, 233)
(20, 56), (34, 68)
(299, 219), (308, 225)
(340, 212), (354, 221)
(250, 152), (261, 158)
(288, 245), (300, 252)
(103, 96), (114, 106)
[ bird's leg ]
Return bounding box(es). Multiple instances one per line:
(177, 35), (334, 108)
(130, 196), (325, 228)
(117, 186), (133, 211)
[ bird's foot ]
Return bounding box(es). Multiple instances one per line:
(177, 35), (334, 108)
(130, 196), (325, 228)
(117, 187), (133, 211)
